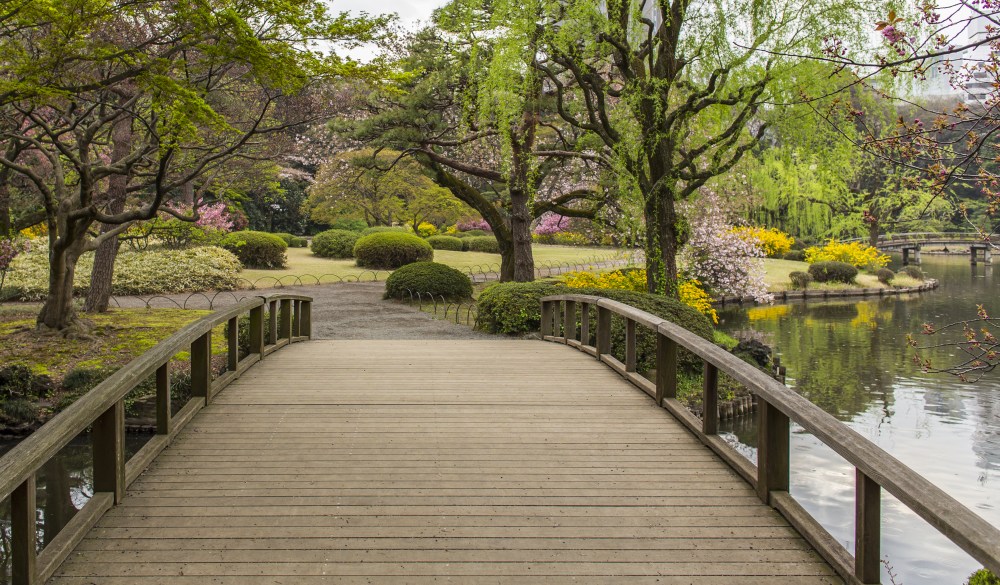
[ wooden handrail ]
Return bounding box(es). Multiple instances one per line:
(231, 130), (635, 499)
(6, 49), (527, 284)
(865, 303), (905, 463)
(0, 293), (313, 585)
(541, 294), (1000, 584)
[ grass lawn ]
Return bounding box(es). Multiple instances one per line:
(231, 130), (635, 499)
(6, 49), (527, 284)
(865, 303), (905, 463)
(239, 244), (631, 286)
(763, 258), (922, 292)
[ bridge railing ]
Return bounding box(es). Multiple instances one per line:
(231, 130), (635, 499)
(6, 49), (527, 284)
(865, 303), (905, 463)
(0, 293), (312, 585)
(540, 294), (1000, 585)
(843, 232), (984, 245)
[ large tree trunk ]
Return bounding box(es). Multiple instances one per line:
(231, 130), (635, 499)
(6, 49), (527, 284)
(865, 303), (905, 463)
(84, 115), (132, 313)
(38, 238), (84, 331)
(644, 188), (680, 297)
(508, 189), (535, 282)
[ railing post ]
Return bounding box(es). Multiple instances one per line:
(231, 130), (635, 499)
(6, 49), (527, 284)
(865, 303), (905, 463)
(596, 306), (612, 358)
(855, 469), (882, 584)
(655, 333), (677, 405)
(301, 300), (312, 339)
(551, 299), (562, 337)
(541, 300), (553, 337)
(292, 300), (302, 337)
(757, 400), (789, 503)
(580, 303), (590, 346)
(564, 300), (576, 342)
(702, 362), (718, 435)
(227, 316), (239, 372)
(625, 319), (637, 372)
(92, 399), (125, 504)
(279, 299), (292, 340)
(156, 363), (171, 436)
(191, 331), (212, 404)
(249, 304), (265, 355)
(268, 300), (278, 345)
(11, 474), (37, 585)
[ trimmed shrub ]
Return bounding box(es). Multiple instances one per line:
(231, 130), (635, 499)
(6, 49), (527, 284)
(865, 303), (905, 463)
(808, 261), (858, 284)
(475, 282), (713, 372)
(289, 237), (308, 248)
(783, 250), (806, 261)
(876, 268), (895, 285)
(2, 246), (242, 301)
(902, 265), (925, 280)
(384, 262), (473, 300)
(221, 231), (287, 269)
(329, 218), (368, 232)
(426, 235), (465, 251)
(311, 229), (361, 259)
(273, 232), (295, 246)
(353, 232), (433, 269)
(454, 229), (489, 238)
(789, 271), (812, 289)
(362, 226), (409, 235)
(463, 236), (501, 253)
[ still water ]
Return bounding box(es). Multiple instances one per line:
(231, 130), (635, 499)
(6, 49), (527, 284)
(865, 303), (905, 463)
(718, 256), (1000, 585)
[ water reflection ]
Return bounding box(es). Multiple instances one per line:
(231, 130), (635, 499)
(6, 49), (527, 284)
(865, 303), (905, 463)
(719, 256), (1000, 585)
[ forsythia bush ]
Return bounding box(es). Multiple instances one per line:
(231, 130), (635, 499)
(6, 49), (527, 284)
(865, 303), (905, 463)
(805, 240), (889, 269)
(678, 279), (718, 324)
(731, 227), (794, 258)
(562, 269), (717, 323)
(416, 222), (438, 237)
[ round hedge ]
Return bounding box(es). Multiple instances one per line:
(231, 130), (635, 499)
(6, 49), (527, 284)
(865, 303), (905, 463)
(289, 237), (308, 248)
(789, 271), (812, 289)
(902, 265), (925, 280)
(426, 235), (464, 251)
(876, 267), (895, 285)
(454, 229), (490, 238)
(353, 232), (433, 269)
(808, 261), (857, 283)
(384, 262), (473, 300)
(311, 229), (362, 259)
(463, 236), (500, 253)
(783, 250), (806, 261)
(220, 231), (287, 269)
(362, 226), (409, 235)
(273, 232), (295, 245)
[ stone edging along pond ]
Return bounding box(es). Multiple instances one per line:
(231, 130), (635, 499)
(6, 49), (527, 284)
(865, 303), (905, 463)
(714, 279), (940, 307)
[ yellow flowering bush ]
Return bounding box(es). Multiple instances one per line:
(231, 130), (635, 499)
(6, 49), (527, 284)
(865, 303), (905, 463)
(805, 240), (889, 269)
(730, 227), (794, 258)
(19, 224), (47, 239)
(562, 269), (717, 323)
(416, 222), (438, 237)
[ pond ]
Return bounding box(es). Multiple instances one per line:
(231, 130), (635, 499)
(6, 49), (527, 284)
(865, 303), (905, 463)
(718, 255), (1000, 585)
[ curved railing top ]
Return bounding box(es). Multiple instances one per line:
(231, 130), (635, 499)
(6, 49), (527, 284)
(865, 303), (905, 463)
(843, 232), (986, 245)
(541, 293), (1000, 579)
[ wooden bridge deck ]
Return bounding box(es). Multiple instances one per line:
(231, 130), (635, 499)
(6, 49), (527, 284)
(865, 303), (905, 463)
(48, 340), (838, 584)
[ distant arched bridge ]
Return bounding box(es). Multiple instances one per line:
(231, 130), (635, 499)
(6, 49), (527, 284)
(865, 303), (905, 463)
(846, 232), (993, 264)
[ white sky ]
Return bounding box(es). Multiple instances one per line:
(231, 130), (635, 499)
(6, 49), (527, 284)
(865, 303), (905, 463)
(329, 0), (448, 60)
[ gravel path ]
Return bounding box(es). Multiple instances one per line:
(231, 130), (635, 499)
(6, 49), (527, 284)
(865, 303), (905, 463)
(111, 281), (492, 340)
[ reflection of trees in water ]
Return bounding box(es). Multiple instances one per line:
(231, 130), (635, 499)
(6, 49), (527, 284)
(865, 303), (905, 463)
(972, 392), (1000, 474)
(0, 440), (92, 582)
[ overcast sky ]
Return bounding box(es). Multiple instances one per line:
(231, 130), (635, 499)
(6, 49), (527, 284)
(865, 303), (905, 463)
(330, 0), (447, 60)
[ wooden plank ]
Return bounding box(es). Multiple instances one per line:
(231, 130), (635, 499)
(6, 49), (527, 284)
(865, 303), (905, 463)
(37, 493), (113, 583)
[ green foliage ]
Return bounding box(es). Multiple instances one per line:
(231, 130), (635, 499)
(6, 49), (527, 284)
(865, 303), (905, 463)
(353, 232), (434, 269)
(426, 235), (465, 251)
(329, 218), (369, 231)
(151, 218), (226, 250)
(1, 399), (37, 424)
(902, 265), (925, 280)
(463, 236), (501, 253)
(362, 226), (410, 235)
(454, 230), (489, 238)
(384, 262), (473, 300)
(967, 569), (1000, 585)
(221, 231), (288, 269)
(3, 247), (241, 301)
(311, 229), (362, 259)
(289, 237), (308, 248)
(789, 271), (813, 289)
(273, 233), (296, 245)
(876, 268), (895, 285)
(0, 365), (53, 401)
(783, 250), (807, 261)
(808, 261), (859, 284)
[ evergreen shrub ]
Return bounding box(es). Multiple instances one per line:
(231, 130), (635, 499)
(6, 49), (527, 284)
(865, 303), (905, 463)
(463, 236), (501, 253)
(353, 232), (433, 269)
(808, 261), (858, 283)
(384, 262), (473, 300)
(311, 229), (361, 259)
(426, 235), (465, 251)
(220, 231), (287, 269)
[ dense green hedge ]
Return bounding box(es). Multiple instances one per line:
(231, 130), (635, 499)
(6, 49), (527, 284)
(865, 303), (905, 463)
(475, 282), (713, 373)
(902, 265), (925, 280)
(808, 261), (857, 283)
(426, 235), (465, 251)
(384, 262), (473, 300)
(311, 229), (361, 258)
(362, 226), (409, 235)
(353, 232), (433, 269)
(463, 236), (500, 253)
(2, 246), (242, 301)
(454, 229), (490, 238)
(273, 233), (307, 248)
(221, 231), (287, 269)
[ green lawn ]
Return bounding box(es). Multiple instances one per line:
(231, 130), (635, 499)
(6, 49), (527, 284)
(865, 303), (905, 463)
(239, 244), (632, 287)
(763, 258), (922, 292)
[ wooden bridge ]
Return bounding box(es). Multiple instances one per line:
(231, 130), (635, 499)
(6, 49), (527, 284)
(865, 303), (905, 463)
(1, 293), (999, 584)
(846, 232), (993, 264)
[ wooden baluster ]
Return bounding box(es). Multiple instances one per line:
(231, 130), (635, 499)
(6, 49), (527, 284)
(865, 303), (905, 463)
(756, 399), (789, 503)
(279, 299), (292, 340)
(855, 469), (882, 584)
(300, 301), (312, 338)
(625, 319), (637, 372)
(596, 306), (612, 358)
(541, 301), (553, 337)
(580, 303), (590, 346)
(292, 300), (301, 337)
(551, 300), (562, 338)
(11, 474), (37, 585)
(191, 331), (212, 404)
(702, 362), (719, 435)
(655, 333), (677, 405)
(563, 300), (576, 342)
(249, 304), (265, 355)
(156, 363), (171, 436)
(268, 300), (278, 345)
(227, 316), (239, 372)
(92, 400), (125, 504)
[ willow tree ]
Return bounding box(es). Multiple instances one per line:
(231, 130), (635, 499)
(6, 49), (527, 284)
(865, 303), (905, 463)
(0, 0), (388, 331)
(534, 0), (878, 294)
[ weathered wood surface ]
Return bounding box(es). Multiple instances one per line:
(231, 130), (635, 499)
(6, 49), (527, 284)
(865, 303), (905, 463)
(48, 340), (839, 584)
